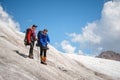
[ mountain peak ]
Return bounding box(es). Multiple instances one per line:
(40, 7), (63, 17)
(97, 51), (120, 61)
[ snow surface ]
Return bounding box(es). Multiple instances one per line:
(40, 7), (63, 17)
(67, 54), (120, 80)
(0, 5), (120, 80)
(0, 25), (120, 80)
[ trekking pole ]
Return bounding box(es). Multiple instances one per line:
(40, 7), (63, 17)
(38, 47), (40, 63)
(36, 44), (40, 63)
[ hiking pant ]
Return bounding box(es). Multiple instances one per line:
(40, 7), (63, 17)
(40, 46), (47, 57)
(29, 41), (34, 56)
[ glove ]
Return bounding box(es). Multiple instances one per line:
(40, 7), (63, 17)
(28, 41), (31, 44)
(35, 38), (38, 41)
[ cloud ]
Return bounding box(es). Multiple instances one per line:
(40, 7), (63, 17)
(0, 5), (20, 31)
(66, 23), (101, 44)
(60, 40), (76, 54)
(67, 1), (120, 55)
(78, 50), (84, 55)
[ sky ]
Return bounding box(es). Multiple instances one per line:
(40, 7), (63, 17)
(0, 0), (120, 55)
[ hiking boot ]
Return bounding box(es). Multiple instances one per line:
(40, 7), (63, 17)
(43, 57), (47, 65)
(43, 62), (47, 65)
(43, 57), (47, 62)
(41, 61), (47, 65)
(41, 61), (44, 64)
(28, 55), (33, 59)
(40, 56), (44, 62)
(40, 56), (47, 65)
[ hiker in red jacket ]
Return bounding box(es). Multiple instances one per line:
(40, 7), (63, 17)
(27, 25), (37, 59)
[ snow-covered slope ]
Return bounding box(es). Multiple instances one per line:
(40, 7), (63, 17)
(1, 24), (120, 80)
(0, 28), (110, 80)
(0, 6), (120, 80)
(67, 54), (120, 80)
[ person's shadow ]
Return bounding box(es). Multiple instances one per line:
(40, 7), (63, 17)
(13, 50), (28, 58)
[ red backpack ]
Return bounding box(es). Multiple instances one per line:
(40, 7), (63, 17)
(24, 28), (31, 46)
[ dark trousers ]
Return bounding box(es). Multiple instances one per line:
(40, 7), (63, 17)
(29, 41), (34, 56)
(40, 46), (47, 57)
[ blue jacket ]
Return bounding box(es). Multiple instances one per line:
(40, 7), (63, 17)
(39, 31), (50, 47)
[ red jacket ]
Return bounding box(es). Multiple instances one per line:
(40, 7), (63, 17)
(27, 28), (36, 43)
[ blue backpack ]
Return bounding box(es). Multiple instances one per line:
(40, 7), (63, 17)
(36, 30), (42, 47)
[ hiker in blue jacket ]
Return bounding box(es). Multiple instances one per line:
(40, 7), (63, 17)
(38, 29), (50, 65)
